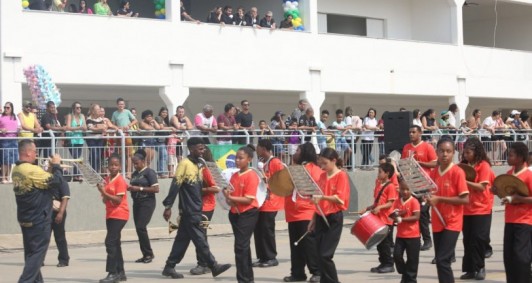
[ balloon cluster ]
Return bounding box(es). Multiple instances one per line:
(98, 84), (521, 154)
(23, 65), (62, 109)
(21, 0), (30, 9)
(283, 0), (304, 31)
(153, 0), (166, 19)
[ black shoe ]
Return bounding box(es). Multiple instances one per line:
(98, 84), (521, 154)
(211, 263), (231, 277)
(56, 262), (68, 267)
(309, 275), (320, 282)
(475, 268), (486, 280)
(162, 267), (184, 279)
(420, 242), (432, 251)
(259, 259), (279, 267)
(283, 275), (307, 282)
(485, 250), (493, 258)
(190, 265), (210, 275)
(377, 266), (395, 273)
(100, 273), (120, 283)
(460, 272), (476, 280)
(370, 265), (383, 272)
(431, 258), (436, 264)
(252, 260), (263, 267)
(118, 271), (127, 281)
(135, 256), (153, 263)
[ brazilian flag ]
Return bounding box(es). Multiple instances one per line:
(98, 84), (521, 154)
(207, 144), (241, 170)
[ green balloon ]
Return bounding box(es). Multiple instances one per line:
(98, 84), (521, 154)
(155, 4), (162, 10)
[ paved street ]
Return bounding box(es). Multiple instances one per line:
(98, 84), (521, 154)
(0, 211), (509, 283)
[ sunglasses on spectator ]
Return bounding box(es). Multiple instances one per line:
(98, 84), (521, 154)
(4, 106), (10, 109)
(243, 103), (250, 106)
(75, 106), (81, 109)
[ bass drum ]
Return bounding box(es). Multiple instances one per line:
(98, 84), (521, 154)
(251, 168), (268, 208)
(217, 168), (239, 210)
(351, 211), (389, 250)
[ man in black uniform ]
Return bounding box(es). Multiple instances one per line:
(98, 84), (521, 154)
(11, 139), (67, 282)
(161, 137), (231, 279)
(49, 179), (71, 267)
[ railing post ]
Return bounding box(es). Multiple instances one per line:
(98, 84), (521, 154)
(350, 130), (356, 172)
(50, 130), (56, 155)
(183, 130), (190, 156)
(245, 129), (250, 145)
(118, 129), (126, 173)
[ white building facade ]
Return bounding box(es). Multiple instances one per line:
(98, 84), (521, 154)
(1, 0), (531, 122)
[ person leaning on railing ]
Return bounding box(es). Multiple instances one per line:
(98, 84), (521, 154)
(86, 104), (109, 174)
(139, 110), (161, 168)
(18, 100), (43, 139)
(0, 102), (20, 183)
(65, 102), (87, 182)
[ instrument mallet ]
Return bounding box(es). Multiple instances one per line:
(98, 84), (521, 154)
(294, 231), (310, 246)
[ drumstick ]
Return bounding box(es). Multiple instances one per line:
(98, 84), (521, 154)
(315, 205), (330, 228)
(294, 231), (310, 246)
(348, 211), (364, 215)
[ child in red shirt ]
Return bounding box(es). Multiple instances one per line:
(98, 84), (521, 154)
(391, 180), (421, 283)
(367, 162), (398, 274)
(427, 136), (469, 283)
(500, 142), (532, 283)
(224, 145), (261, 283)
(97, 155), (129, 283)
(309, 148), (350, 283)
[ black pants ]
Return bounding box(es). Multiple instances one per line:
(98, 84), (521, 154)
(254, 211), (278, 261)
(377, 225), (394, 267)
(230, 208), (259, 283)
(315, 212), (343, 283)
(165, 213), (216, 268)
(288, 220), (320, 279)
(51, 210), (69, 264)
(503, 223), (532, 283)
(361, 140), (373, 166)
(417, 198), (432, 244)
(133, 197), (156, 258)
(105, 219), (127, 274)
(433, 229), (459, 283)
(196, 210), (214, 267)
(394, 237), (420, 283)
(462, 214), (490, 273)
(19, 220), (51, 283)
(485, 212), (493, 253)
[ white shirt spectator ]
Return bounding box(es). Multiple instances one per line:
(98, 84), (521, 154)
(480, 116), (496, 138)
(362, 117), (378, 141)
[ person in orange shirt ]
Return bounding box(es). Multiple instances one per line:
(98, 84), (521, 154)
(367, 162), (398, 273)
(254, 139), (285, 268)
(225, 145), (261, 283)
(499, 142), (532, 283)
(97, 155), (129, 283)
(402, 125), (437, 251)
(390, 179), (421, 283)
(190, 147), (220, 275)
(427, 136), (469, 283)
(283, 142), (321, 282)
(308, 148), (350, 283)
(459, 137), (495, 280)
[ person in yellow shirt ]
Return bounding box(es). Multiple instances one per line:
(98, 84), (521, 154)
(17, 101), (43, 139)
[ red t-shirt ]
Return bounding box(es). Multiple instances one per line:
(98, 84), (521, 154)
(202, 167), (216, 212)
(505, 167), (532, 225)
(260, 157), (285, 212)
(393, 196), (421, 238)
(464, 161), (495, 215)
(104, 174), (129, 221)
(316, 170), (350, 216)
(430, 164), (469, 232)
(373, 179), (398, 225)
(402, 141), (437, 175)
(229, 169), (259, 214)
(285, 162), (322, 222)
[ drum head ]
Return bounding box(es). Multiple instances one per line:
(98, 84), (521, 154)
(457, 163), (476, 182)
(365, 226), (389, 250)
(493, 174), (529, 198)
(268, 168), (294, 197)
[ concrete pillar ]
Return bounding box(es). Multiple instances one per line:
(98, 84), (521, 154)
(450, 77), (469, 127)
(166, 0), (180, 22)
(159, 62), (189, 116)
(306, 0), (319, 35)
(449, 0), (465, 45)
(301, 68), (325, 113)
(1, 55), (24, 114)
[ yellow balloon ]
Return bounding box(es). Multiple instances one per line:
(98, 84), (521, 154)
(155, 11), (161, 16)
(295, 18), (302, 24)
(160, 8), (165, 14)
(22, 0), (29, 8)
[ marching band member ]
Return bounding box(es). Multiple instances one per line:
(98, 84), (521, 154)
(225, 145), (261, 283)
(460, 137), (494, 280)
(190, 147), (220, 275)
(367, 162), (398, 274)
(161, 137), (231, 279)
(283, 142), (321, 282)
(427, 136), (469, 283)
(12, 140), (66, 282)
(500, 142), (532, 283)
(391, 179), (421, 283)
(254, 139), (284, 268)
(97, 154), (129, 283)
(402, 125), (437, 251)
(128, 149), (159, 264)
(308, 148), (350, 283)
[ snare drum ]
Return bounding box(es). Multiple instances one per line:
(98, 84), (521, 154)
(351, 211), (389, 250)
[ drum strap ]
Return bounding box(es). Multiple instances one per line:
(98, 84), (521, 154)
(373, 181), (391, 206)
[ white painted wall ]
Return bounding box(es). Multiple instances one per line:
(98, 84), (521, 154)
(410, 0), (453, 43)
